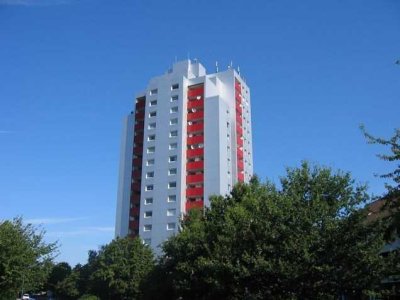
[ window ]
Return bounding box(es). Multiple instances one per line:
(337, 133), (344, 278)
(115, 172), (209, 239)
(149, 111), (156, 117)
(146, 171), (154, 178)
(167, 209), (176, 216)
(145, 185), (153, 191)
(143, 238), (151, 245)
(144, 211), (152, 218)
(144, 197), (153, 205)
(167, 195), (176, 202)
(144, 224), (152, 231)
(148, 122), (156, 130)
(146, 159), (154, 166)
(168, 168), (177, 175)
(170, 106), (178, 113)
(150, 100), (157, 106)
(171, 95), (178, 102)
(169, 155), (177, 163)
(170, 130), (178, 138)
(148, 134), (156, 141)
(147, 146), (155, 154)
(171, 83), (179, 90)
(170, 118), (178, 125)
(167, 223), (176, 230)
(169, 142), (177, 150)
(150, 88), (158, 95)
(168, 181), (177, 188)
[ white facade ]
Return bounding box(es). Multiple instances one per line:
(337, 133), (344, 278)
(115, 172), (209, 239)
(115, 60), (253, 254)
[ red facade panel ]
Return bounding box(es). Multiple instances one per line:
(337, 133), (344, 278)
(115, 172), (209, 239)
(186, 174), (204, 184)
(186, 187), (204, 197)
(188, 99), (204, 109)
(187, 135), (204, 145)
(187, 161), (204, 170)
(185, 200), (204, 211)
(187, 122), (204, 133)
(187, 111), (204, 121)
(187, 148), (204, 158)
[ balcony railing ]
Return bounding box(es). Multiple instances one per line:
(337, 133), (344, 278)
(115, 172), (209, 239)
(187, 122), (204, 133)
(187, 135), (204, 145)
(185, 200), (204, 211)
(186, 161), (204, 170)
(186, 174), (204, 184)
(187, 111), (204, 121)
(186, 187), (204, 197)
(187, 99), (204, 109)
(187, 148), (204, 158)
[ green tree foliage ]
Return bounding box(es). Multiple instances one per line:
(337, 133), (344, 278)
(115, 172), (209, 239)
(155, 163), (393, 299)
(361, 126), (400, 196)
(87, 237), (155, 300)
(46, 262), (72, 292)
(361, 125), (400, 237)
(0, 217), (57, 299)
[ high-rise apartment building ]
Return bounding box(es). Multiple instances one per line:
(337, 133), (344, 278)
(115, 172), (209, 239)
(115, 59), (253, 252)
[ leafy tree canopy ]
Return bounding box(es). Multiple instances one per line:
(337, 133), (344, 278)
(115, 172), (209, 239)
(0, 217), (57, 299)
(156, 162), (394, 300)
(87, 237), (155, 300)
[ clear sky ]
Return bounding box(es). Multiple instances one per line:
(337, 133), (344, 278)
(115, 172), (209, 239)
(0, 0), (399, 266)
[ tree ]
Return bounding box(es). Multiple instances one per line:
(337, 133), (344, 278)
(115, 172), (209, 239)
(156, 163), (393, 299)
(46, 262), (72, 292)
(361, 125), (400, 237)
(0, 217), (57, 299)
(87, 237), (155, 300)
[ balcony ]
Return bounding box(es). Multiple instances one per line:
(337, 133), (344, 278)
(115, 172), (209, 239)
(188, 87), (204, 98)
(133, 146), (143, 156)
(185, 200), (204, 211)
(187, 122), (204, 133)
(135, 100), (145, 109)
(187, 148), (204, 158)
(129, 220), (139, 230)
(134, 133), (144, 143)
(237, 137), (244, 147)
(235, 93), (242, 102)
(187, 111), (204, 121)
(187, 99), (204, 109)
(237, 160), (244, 170)
(236, 105), (243, 115)
(132, 170), (142, 178)
(237, 149), (244, 160)
(186, 174), (204, 184)
(186, 187), (204, 197)
(134, 122), (144, 131)
(186, 161), (204, 170)
(135, 110), (145, 120)
(130, 194), (140, 203)
(236, 115), (242, 126)
(132, 158), (142, 167)
(238, 173), (245, 183)
(187, 135), (204, 145)
(131, 182), (141, 191)
(130, 207), (140, 216)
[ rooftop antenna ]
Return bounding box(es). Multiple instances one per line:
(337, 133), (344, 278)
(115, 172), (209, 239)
(237, 65), (240, 75)
(187, 52), (190, 61)
(215, 61), (219, 72)
(230, 60), (233, 68)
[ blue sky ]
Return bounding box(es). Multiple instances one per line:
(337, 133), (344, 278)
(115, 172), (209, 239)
(0, 0), (399, 265)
